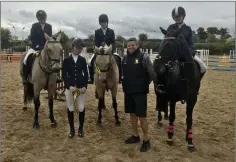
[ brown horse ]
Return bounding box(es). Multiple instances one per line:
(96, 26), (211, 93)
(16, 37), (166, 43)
(19, 32), (63, 129)
(93, 44), (121, 127)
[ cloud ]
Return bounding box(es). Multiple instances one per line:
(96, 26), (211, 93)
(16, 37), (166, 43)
(1, 1), (235, 39)
(19, 10), (34, 18)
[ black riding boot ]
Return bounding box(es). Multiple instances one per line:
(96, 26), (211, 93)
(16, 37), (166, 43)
(184, 62), (195, 81)
(67, 109), (75, 138)
(78, 110), (85, 137)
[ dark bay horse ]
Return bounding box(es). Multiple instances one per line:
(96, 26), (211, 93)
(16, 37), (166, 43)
(153, 27), (205, 151)
(20, 32), (63, 129)
(93, 44), (121, 127)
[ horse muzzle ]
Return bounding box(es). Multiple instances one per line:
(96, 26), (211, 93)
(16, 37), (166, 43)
(51, 63), (61, 72)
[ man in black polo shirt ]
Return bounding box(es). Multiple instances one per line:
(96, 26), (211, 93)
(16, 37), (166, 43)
(122, 38), (156, 152)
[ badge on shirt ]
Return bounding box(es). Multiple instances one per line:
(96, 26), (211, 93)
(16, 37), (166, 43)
(135, 58), (139, 64)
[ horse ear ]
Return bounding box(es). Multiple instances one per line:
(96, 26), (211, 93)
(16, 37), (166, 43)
(94, 46), (99, 53)
(44, 33), (50, 40)
(159, 27), (167, 36)
(106, 44), (112, 54)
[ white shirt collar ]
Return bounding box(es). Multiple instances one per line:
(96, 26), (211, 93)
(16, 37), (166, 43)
(101, 27), (107, 35)
(177, 22), (185, 28)
(71, 53), (78, 63)
(40, 23), (45, 31)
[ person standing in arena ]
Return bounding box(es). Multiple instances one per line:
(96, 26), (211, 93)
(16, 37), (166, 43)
(62, 38), (88, 138)
(122, 38), (157, 152)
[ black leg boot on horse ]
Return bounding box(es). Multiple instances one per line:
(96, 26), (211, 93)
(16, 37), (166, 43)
(78, 110), (85, 137)
(67, 109), (75, 138)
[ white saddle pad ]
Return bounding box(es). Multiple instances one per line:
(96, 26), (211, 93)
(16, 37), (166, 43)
(23, 48), (36, 65)
(194, 55), (207, 73)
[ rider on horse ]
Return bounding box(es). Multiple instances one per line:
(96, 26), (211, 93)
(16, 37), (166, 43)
(88, 14), (122, 84)
(167, 6), (207, 79)
(22, 10), (52, 84)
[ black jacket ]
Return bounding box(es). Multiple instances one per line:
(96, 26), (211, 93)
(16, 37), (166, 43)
(62, 54), (88, 89)
(122, 49), (155, 94)
(30, 22), (52, 50)
(94, 28), (115, 53)
(167, 23), (194, 55)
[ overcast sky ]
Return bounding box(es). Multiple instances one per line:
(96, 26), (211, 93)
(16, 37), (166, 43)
(1, 2), (235, 40)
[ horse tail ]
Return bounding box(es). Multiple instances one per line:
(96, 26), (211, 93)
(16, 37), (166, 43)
(23, 83), (34, 104)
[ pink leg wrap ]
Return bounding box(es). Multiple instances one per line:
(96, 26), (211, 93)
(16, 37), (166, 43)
(168, 125), (174, 133)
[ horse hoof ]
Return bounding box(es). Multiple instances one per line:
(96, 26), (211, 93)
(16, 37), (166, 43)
(23, 107), (27, 110)
(115, 121), (121, 126)
(51, 121), (57, 128)
(97, 121), (102, 127)
(166, 138), (174, 146)
(33, 123), (39, 129)
(187, 145), (196, 152)
(157, 121), (163, 127)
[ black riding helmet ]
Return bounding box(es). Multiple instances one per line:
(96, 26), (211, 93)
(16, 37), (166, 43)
(172, 6), (186, 19)
(72, 38), (85, 48)
(99, 14), (109, 23)
(36, 10), (47, 19)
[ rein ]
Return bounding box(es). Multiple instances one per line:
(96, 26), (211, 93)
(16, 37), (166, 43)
(94, 52), (113, 77)
(38, 40), (61, 75)
(157, 36), (186, 104)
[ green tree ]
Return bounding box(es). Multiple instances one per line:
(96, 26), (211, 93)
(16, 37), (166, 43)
(138, 33), (148, 41)
(1, 27), (12, 49)
(55, 31), (70, 56)
(206, 27), (218, 35)
(87, 34), (94, 40)
(206, 33), (218, 43)
(197, 27), (207, 40)
(116, 35), (126, 42)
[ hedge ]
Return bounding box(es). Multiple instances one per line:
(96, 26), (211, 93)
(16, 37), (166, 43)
(18, 40), (235, 56)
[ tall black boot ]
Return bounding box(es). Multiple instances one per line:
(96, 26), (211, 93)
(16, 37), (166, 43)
(78, 110), (85, 137)
(67, 109), (75, 138)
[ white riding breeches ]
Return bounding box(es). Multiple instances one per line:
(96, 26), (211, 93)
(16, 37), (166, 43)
(23, 48), (36, 65)
(194, 55), (207, 73)
(65, 89), (86, 112)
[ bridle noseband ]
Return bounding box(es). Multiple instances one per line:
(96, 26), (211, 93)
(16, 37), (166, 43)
(94, 50), (112, 76)
(39, 40), (62, 74)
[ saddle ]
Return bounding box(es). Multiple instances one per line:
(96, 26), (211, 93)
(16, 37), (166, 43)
(26, 51), (40, 75)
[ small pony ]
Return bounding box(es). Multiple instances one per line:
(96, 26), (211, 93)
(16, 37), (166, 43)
(20, 32), (63, 129)
(93, 44), (121, 127)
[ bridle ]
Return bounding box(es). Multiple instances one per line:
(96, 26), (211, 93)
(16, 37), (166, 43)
(156, 35), (187, 103)
(94, 48), (113, 77)
(38, 40), (62, 74)
(155, 36), (182, 93)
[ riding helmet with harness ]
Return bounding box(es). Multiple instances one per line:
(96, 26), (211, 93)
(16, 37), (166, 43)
(172, 6), (186, 19)
(99, 14), (109, 23)
(36, 10), (47, 19)
(72, 38), (85, 49)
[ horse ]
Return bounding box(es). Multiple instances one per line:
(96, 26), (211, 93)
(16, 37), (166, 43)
(19, 32), (63, 129)
(93, 44), (121, 127)
(153, 27), (205, 151)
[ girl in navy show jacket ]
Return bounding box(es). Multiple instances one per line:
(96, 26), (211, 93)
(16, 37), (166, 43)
(62, 38), (88, 138)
